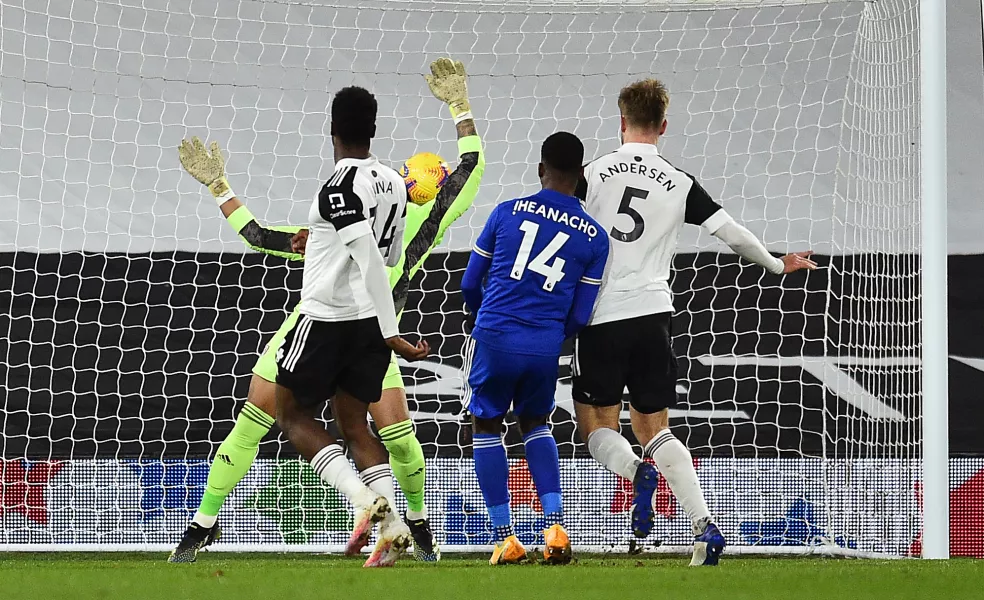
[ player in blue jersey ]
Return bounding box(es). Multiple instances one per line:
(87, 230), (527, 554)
(460, 132), (610, 566)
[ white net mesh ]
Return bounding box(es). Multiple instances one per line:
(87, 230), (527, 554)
(0, 0), (922, 555)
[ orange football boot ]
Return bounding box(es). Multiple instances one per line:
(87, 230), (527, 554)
(489, 535), (528, 565)
(542, 524), (572, 565)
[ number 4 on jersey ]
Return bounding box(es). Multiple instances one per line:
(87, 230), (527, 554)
(510, 220), (569, 291)
(370, 203), (399, 260)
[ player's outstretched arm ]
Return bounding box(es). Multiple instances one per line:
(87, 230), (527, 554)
(708, 215), (817, 275)
(391, 58), (486, 314)
(178, 136), (304, 260)
(423, 58), (485, 240)
(682, 173), (817, 275)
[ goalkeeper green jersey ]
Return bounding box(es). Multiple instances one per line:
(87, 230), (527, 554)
(222, 134), (484, 312)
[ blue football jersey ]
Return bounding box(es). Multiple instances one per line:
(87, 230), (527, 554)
(471, 188), (609, 356)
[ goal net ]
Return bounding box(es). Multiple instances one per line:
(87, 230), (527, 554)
(1, 0), (925, 556)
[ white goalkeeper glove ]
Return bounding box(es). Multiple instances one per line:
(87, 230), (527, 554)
(178, 136), (235, 205)
(425, 57), (472, 124)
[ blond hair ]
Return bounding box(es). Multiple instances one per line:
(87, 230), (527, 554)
(618, 79), (670, 130)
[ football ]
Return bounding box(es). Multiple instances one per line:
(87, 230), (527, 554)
(400, 152), (451, 205)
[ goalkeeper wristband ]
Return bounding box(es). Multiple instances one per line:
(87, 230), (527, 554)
(208, 176), (236, 205)
(449, 100), (472, 124)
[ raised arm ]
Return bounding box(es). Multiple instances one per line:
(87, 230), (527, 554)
(392, 134), (484, 313)
(432, 132), (483, 249)
(391, 58), (486, 314)
(684, 174), (817, 275)
(178, 137), (305, 260)
(424, 57), (483, 241)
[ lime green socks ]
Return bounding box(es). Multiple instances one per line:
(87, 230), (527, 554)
(193, 402), (274, 526)
(378, 420), (428, 517)
(193, 409), (423, 526)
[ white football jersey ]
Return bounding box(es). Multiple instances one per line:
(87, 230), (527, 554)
(579, 142), (727, 325)
(300, 155), (407, 322)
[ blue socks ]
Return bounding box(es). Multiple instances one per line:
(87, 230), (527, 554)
(523, 425), (564, 527)
(474, 433), (514, 542)
(475, 427), (565, 541)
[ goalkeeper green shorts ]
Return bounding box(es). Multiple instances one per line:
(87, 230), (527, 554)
(381, 350), (404, 391)
(252, 305), (301, 383)
(253, 305), (405, 391)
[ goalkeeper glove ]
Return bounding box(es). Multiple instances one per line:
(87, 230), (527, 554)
(425, 57), (472, 124)
(178, 136), (235, 205)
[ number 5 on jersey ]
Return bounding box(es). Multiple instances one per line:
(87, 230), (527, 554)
(510, 220), (569, 292)
(612, 186), (648, 243)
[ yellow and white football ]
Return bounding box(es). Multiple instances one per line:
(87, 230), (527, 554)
(400, 152), (451, 205)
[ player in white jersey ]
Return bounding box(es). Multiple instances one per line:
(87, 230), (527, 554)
(572, 79), (817, 566)
(274, 86), (429, 567)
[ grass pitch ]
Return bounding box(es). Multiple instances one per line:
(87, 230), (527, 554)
(2, 553), (981, 600)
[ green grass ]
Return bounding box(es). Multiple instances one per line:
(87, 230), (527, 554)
(1, 553), (981, 600)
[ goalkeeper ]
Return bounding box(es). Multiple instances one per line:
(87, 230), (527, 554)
(169, 58), (484, 564)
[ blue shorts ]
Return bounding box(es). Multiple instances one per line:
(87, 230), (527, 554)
(464, 337), (559, 420)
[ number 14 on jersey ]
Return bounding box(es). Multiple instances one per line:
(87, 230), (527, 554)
(510, 220), (570, 292)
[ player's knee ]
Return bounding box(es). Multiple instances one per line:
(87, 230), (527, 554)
(573, 409), (609, 443)
(472, 415), (503, 436)
(274, 403), (293, 433)
(273, 390), (300, 434)
(632, 404), (670, 427)
(246, 376), (278, 417)
(575, 421), (596, 444)
(652, 414), (670, 434)
(337, 418), (374, 444)
(630, 406), (670, 446)
(518, 414), (548, 436)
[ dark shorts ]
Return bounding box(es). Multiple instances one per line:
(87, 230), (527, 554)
(571, 312), (678, 414)
(276, 315), (390, 407)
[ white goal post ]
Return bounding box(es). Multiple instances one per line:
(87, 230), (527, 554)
(918, 0), (949, 561)
(0, 0), (949, 558)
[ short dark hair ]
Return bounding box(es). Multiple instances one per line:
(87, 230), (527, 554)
(540, 131), (584, 175)
(618, 78), (670, 129)
(331, 86), (377, 145)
